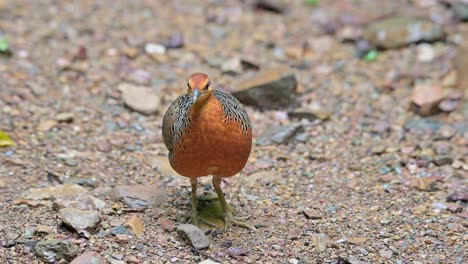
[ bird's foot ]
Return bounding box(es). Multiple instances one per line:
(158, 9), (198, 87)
(190, 213), (217, 228)
(223, 212), (255, 231)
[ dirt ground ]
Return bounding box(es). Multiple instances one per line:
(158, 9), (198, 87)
(0, 0), (467, 263)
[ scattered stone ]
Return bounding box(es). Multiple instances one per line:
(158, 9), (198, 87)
(111, 225), (131, 235)
(118, 83), (160, 115)
(166, 32), (184, 49)
(70, 251), (105, 264)
(116, 234), (130, 243)
(34, 239), (79, 263)
(256, 123), (304, 146)
(144, 43), (166, 55)
(37, 120), (58, 132)
(417, 44), (435, 62)
(447, 190), (468, 202)
(56, 112), (74, 123)
(303, 209), (323, 220)
(438, 99), (458, 112)
(60, 208), (100, 232)
(379, 248), (393, 259)
(127, 69), (151, 85)
(404, 117), (443, 134)
(410, 177), (437, 191)
(453, 2), (468, 21)
(347, 236), (367, 245)
(35, 225), (55, 235)
(437, 125), (456, 139)
(410, 84), (444, 116)
(199, 260), (220, 264)
(65, 158), (78, 167)
(288, 107), (331, 121)
(110, 217), (127, 227)
(176, 224), (210, 250)
(433, 155), (453, 166)
(228, 247), (248, 258)
(311, 233), (330, 253)
(221, 57), (243, 75)
(159, 218), (175, 232)
(371, 145), (386, 155)
(111, 185), (168, 209)
(124, 214), (144, 236)
(125, 256), (140, 264)
(232, 66), (298, 109)
(363, 17), (444, 49)
(97, 140), (112, 153)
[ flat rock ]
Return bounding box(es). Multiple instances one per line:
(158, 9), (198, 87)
(34, 239), (79, 263)
(199, 260), (221, 264)
(232, 66), (298, 109)
(453, 2), (468, 21)
(118, 83), (160, 115)
(60, 208), (101, 232)
(70, 251), (105, 264)
(111, 185), (168, 209)
(52, 193), (106, 211)
(410, 84), (444, 116)
(363, 17), (444, 49)
(176, 224), (210, 250)
(256, 123), (304, 145)
(20, 184), (88, 201)
(447, 190), (468, 202)
(288, 107), (330, 121)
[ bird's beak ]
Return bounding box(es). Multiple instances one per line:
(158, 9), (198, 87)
(193, 88), (201, 101)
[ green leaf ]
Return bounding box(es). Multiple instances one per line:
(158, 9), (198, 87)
(0, 37), (9, 52)
(306, 0), (318, 5)
(0, 131), (15, 147)
(365, 50), (378, 61)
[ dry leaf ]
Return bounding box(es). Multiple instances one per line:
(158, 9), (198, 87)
(124, 214), (144, 235)
(0, 131), (15, 147)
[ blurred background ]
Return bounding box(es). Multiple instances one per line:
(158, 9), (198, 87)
(0, 0), (467, 263)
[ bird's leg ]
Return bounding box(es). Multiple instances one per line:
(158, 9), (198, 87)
(212, 176), (254, 230)
(189, 178), (217, 227)
(190, 177), (199, 226)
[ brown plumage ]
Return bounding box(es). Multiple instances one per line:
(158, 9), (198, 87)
(162, 73), (253, 230)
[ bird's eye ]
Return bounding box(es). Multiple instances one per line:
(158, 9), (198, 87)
(204, 81), (211, 90)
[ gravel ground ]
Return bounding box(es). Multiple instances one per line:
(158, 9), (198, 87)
(0, 0), (467, 263)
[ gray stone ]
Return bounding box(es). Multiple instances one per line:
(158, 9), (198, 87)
(232, 66), (298, 109)
(70, 251), (105, 264)
(453, 3), (468, 21)
(256, 123), (304, 146)
(433, 155), (454, 166)
(176, 224), (210, 250)
(118, 83), (160, 115)
(60, 208), (101, 232)
(111, 185), (168, 209)
(288, 107), (330, 121)
(34, 239), (79, 263)
(363, 17), (444, 49)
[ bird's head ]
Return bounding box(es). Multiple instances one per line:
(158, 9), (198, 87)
(187, 73), (212, 102)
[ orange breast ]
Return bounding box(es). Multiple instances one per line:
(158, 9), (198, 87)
(170, 94), (252, 178)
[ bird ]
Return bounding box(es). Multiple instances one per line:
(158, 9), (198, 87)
(162, 72), (253, 230)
